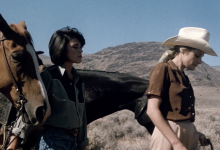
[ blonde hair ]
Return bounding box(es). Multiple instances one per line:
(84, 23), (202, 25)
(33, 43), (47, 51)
(158, 46), (193, 63)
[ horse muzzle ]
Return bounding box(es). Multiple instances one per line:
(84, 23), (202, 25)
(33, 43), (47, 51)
(22, 99), (51, 125)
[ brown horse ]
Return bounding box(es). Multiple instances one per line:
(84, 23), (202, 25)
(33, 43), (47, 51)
(0, 14), (50, 128)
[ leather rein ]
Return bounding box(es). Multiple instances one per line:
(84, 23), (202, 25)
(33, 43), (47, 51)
(0, 32), (27, 149)
(0, 33), (27, 108)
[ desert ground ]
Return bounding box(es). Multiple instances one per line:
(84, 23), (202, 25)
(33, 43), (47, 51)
(87, 86), (220, 150)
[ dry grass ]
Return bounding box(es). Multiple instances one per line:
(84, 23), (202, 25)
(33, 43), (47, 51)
(195, 108), (220, 150)
(87, 109), (220, 150)
(87, 86), (220, 150)
(87, 110), (150, 150)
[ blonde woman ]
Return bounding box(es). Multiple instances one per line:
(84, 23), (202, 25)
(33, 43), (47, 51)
(146, 27), (217, 150)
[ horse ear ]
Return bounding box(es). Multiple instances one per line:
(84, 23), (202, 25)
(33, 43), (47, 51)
(0, 14), (11, 33)
(0, 14), (5, 32)
(19, 21), (27, 30)
(0, 14), (13, 34)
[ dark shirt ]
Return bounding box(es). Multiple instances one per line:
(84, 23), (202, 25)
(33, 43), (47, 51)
(60, 70), (84, 103)
(62, 71), (77, 102)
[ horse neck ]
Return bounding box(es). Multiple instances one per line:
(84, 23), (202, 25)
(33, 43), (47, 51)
(0, 53), (12, 92)
(0, 85), (16, 106)
(0, 51), (19, 106)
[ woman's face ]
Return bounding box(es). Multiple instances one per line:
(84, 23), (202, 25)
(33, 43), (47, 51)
(182, 48), (204, 70)
(66, 38), (83, 63)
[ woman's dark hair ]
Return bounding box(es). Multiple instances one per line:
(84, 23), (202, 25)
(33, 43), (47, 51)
(49, 26), (85, 65)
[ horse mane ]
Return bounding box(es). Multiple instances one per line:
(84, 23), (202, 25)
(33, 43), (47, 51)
(9, 23), (34, 46)
(77, 69), (145, 80)
(42, 66), (148, 93)
(77, 69), (148, 96)
(77, 69), (119, 74)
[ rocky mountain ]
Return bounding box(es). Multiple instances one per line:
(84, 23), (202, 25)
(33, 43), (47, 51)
(38, 54), (52, 65)
(40, 42), (220, 87)
(39, 53), (90, 66)
(212, 66), (220, 72)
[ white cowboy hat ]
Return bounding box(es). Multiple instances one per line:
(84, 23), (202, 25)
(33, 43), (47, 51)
(163, 27), (217, 56)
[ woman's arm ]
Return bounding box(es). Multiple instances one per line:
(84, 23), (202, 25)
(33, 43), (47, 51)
(147, 95), (187, 150)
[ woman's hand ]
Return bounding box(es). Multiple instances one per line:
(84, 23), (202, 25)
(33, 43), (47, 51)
(198, 132), (209, 146)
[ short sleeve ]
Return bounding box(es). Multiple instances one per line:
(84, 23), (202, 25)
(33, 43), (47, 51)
(146, 63), (167, 98)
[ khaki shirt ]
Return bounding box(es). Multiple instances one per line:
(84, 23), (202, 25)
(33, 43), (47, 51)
(146, 60), (195, 121)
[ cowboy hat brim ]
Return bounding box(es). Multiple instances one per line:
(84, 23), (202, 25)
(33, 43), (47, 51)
(163, 35), (217, 56)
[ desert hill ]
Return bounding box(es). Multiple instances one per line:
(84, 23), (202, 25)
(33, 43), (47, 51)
(212, 66), (220, 72)
(38, 53), (52, 65)
(38, 53), (90, 66)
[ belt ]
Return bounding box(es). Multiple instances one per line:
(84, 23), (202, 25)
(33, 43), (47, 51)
(44, 125), (78, 136)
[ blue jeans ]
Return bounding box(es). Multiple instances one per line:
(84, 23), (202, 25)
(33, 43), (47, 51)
(35, 128), (77, 150)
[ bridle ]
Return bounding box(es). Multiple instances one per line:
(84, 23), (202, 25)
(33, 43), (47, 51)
(0, 32), (27, 149)
(0, 32), (27, 110)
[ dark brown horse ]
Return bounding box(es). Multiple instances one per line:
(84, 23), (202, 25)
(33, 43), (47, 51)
(78, 69), (154, 133)
(0, 14), (51, 148)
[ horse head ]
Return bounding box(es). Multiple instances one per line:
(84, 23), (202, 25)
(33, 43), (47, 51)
(0, 14), (50, 125)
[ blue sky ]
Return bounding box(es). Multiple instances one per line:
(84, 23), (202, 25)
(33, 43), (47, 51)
(1, 1), (220, 66)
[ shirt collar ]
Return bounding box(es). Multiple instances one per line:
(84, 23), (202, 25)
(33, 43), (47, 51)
(58, 65), (79, 83)
(58, 65), (65, 76)
(167, 60), (179, 71)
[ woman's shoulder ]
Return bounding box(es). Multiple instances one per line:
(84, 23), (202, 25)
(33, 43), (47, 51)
(44, 65), (59, 72)
(153, 62), (168, 70)
(41, 65), (60, 79)
(149, 62), (169, 78)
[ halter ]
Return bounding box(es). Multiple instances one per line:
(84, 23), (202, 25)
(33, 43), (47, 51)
(0, 32), (27, 149)
(0, 32), (27, 110)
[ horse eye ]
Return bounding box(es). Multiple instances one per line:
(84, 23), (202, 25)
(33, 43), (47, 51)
(12, 43), (17, 48)
(11, 53), (22, 62)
